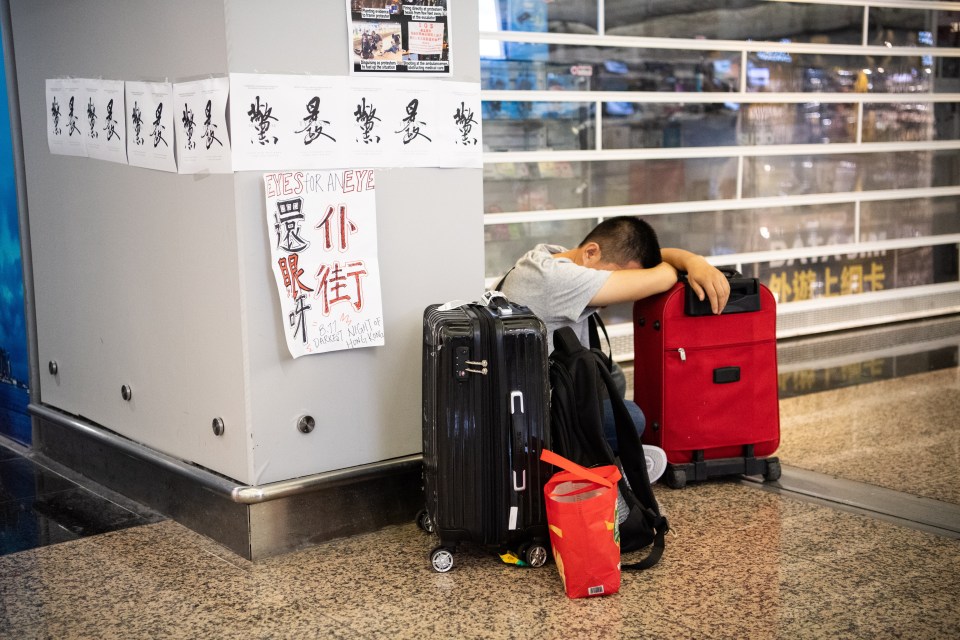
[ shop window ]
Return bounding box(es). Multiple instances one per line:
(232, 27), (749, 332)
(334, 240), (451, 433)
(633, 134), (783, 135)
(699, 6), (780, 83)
(481, 1), (960, 334)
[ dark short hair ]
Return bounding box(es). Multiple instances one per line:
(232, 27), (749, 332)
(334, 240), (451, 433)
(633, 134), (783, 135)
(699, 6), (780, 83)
(579, 216), (662, 268)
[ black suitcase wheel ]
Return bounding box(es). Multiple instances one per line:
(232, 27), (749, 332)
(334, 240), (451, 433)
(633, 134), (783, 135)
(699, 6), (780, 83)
(763, 460), (782, 482)
(415, 509), (435, 534)
(430, 546), (455, 573)
(520, 542), (549, 568)
(665, 466), (687, 490)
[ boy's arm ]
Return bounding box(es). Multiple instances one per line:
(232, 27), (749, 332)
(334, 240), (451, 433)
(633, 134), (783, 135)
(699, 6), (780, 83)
(588, 262), (679, 307)
(661, 248), (730, 314)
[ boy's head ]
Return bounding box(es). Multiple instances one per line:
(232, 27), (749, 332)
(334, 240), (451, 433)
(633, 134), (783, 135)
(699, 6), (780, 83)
(579, 216), (662, 269)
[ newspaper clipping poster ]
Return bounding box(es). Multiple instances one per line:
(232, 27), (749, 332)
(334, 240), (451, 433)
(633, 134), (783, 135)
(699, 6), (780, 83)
(347, 1), (450, 74)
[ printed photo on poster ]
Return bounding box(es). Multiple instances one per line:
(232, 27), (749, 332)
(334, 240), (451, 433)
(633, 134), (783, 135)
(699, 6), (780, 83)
(347, 1), (450, 75)
(263, 169), (385, 358)
(173, 77), (232, 174)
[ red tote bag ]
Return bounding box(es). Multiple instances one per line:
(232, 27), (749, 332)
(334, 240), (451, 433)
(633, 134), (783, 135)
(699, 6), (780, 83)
(541, 449), (622, 598)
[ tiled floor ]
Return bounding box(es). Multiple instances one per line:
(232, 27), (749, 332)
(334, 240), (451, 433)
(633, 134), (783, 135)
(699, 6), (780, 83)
(1, 326), (959, 638)
(779, 366), (960, 504)
(1, 476), (957, 638)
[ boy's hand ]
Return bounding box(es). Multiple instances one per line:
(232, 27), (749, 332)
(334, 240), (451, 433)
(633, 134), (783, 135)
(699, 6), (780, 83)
(661, 249), (731, 314)
(685, 259), (730, 314)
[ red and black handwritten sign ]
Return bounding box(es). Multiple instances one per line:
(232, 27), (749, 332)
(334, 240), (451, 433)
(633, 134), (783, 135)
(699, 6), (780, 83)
(264, 169), (384, 357)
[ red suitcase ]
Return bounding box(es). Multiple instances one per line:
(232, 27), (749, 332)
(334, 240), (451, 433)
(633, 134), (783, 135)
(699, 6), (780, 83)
(632, 273), (781, 489)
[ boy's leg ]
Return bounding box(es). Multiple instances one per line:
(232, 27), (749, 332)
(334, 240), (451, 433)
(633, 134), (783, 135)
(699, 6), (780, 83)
(602, 398), (646, 447)
(602, 399), (666, 483)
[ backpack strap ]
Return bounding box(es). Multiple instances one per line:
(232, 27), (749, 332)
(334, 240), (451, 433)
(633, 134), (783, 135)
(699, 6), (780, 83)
(493, 268), (514, 292)
(551, 327), (614, 466)
(553, 323), (584, 355)
(554, 325), (667, 570)
(500, 270), (612, 367)
(588, 312), (616, 372)
(501, 270), (616, 375)
(594, 356), (668, 570)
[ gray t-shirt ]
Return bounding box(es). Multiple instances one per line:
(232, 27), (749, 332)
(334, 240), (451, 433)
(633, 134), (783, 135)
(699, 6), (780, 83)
(499, 244), (611, 353)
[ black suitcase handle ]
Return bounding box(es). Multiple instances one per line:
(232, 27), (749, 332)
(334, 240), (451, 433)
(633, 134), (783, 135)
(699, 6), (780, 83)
(480, 290), (513, 315)
(679, 268), (761, 317)
(506, 390), (527, 533)
(509, 391), (527, 492)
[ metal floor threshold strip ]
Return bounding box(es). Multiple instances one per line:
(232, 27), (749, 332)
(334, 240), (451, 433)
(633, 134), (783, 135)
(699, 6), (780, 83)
(741, 465), (960, 540)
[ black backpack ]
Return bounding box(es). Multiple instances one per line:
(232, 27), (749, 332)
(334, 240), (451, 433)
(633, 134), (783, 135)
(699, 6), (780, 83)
(548, 325), (668, 569)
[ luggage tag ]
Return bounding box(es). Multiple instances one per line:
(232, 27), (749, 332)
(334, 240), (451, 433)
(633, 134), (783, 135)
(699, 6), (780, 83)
(436, 299), (471, 311)
(436, 292), (513, 314)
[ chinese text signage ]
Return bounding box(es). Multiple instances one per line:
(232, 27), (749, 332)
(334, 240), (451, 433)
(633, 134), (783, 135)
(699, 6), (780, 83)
(231, 73), (480, 171)
(264, 169), (385, 358)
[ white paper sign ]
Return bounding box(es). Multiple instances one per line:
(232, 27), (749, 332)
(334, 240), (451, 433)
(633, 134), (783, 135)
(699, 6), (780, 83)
(263, 169), (384, 358)
(173, 77), (232, 174)
(375, 80), (437, 164)
(125, 81), (177, 173)
(230, 74), (350, 172)
(45, 78), (88, 157)
(347, 0), (451, 75)
(231, 73), (482, 171)
(82, 79), (127, 164)
(437, 82), (483, 167)
(408, 20), (445, 55)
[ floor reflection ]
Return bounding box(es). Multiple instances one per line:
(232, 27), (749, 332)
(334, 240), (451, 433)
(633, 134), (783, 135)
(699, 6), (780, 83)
(778, 366), (960, 505)
(0, 446), (164, 556)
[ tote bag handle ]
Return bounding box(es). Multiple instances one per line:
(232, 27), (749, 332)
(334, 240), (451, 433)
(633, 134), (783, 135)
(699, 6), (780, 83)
(541, 449), (620, 489)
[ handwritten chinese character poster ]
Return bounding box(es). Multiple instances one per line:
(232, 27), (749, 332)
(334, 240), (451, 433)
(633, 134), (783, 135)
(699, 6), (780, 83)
(263, 169), (385, 358)
(347, 0), (451, 75)
(81, 79), (127, 165)
(173, 77), (232, 174)
(45, 78), (88, 157)
(125, 81), (177, 173)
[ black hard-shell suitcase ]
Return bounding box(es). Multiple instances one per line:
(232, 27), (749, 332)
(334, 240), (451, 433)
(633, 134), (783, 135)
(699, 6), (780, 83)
(419, 293), (552, 572)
